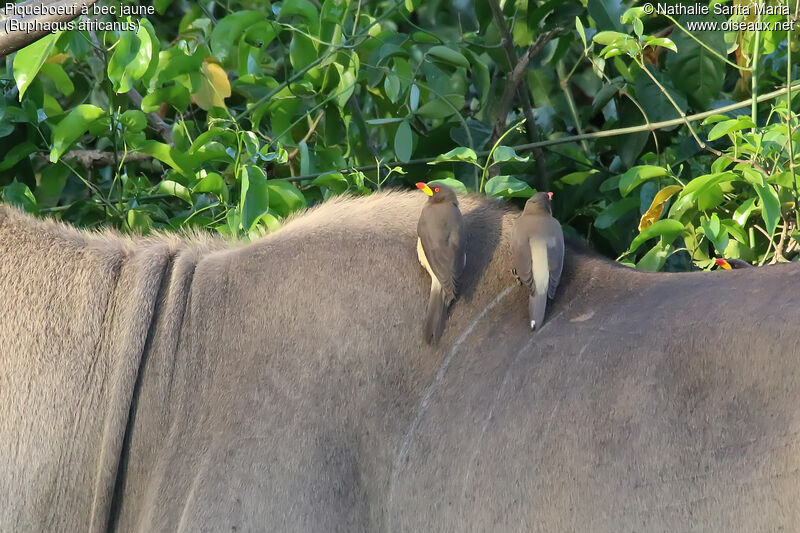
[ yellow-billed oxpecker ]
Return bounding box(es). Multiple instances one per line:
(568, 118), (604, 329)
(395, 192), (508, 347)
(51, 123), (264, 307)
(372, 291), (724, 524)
(415, 182), (466, 344)
(716, 257), (751, 269)
(512, 191), (564, 331)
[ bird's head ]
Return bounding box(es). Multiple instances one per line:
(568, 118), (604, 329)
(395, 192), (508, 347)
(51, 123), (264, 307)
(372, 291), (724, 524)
(416, 182), (458, 204)
(523, 191), (553, 214)
(715, 258), (732, 270)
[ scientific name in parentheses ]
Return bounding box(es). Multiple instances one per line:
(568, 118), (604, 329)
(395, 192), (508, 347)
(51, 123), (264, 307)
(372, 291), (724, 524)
(654, 2), (789, 15)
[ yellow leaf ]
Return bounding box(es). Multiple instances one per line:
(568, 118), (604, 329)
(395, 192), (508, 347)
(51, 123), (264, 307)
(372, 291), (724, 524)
(45, 53), (70, 64)
(638, 185), (683, 231)
(191, 60), (231, 110)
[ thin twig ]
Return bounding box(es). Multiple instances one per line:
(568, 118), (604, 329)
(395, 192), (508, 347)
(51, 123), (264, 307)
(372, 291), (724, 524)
(288, 111), (325, 160)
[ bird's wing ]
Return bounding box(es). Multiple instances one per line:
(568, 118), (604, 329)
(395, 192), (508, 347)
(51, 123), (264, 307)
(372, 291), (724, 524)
(546, 220), (564, 299)
(418, 204), (462, 297)
(511, 216), (534, 292)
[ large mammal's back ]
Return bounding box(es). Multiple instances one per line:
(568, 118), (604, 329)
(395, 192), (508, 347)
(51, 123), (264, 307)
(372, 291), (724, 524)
(113, 191), (800, 531)
(3, 194), (800, 531)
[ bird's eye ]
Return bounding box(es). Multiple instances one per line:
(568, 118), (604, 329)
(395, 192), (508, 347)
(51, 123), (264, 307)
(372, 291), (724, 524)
(434, 187), (440, 192)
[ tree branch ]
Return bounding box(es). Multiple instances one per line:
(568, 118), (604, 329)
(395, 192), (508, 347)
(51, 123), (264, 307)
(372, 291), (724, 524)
(127, 88), (173, 143)
(493, 28), (564, 143)
(35, 149), (152, 167)
(0, 0), (99, 57)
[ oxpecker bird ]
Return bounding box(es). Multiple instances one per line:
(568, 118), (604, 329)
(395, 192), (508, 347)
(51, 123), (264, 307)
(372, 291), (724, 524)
(415, 182), (466, 344)
(512, 192), (564, 331)
(716, 257), (751, 270)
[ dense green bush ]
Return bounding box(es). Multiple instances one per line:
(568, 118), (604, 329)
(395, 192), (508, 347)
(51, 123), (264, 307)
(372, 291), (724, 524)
(0, 0), (798, 270)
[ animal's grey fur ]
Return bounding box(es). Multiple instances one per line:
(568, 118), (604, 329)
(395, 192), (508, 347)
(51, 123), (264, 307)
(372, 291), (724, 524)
(2, 191), (800, 531)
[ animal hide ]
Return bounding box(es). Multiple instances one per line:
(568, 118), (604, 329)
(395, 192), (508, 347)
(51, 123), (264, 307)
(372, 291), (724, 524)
(2, 193), (800, 532)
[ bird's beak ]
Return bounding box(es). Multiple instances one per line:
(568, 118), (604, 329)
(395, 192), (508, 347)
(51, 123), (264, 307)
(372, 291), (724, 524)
(416, 182), (434, 196)
(547, 192), (553, 200)
(716, 258), (732, 270)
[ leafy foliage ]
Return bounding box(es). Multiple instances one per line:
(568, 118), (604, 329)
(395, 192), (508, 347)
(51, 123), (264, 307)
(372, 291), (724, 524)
(0, 0), (798, 271)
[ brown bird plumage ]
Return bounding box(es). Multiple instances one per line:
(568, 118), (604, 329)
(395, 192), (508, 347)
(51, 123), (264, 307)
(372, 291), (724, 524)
(416, 182), (466, 344)
(512, 192), (564, 330)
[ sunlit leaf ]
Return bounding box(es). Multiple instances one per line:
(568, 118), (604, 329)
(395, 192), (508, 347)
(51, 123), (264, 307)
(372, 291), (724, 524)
(629, 219), (685, 253)
(484, 175), (534, 198)
(638, 185), (683, 231)
(49, 104), (106, 162)
(14, 32), (60, 99)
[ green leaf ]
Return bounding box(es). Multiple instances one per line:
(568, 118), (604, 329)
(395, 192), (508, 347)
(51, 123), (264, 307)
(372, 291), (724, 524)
(588, 0), (624, 32)
(576, 17), (587, 48)
(707, 116), (756, 141)
(334, 56), (358, 108)
(636, 242), (673, 271)
(141, 85), (191, 113)
(36, 162), (69, 207)
(409, 84), (420, 111)
(154, 0), (174, 13)
(560, 170), (600, 186)
(629, 219), (685, 253)
(289, 33), (317, 72)
(429, 147), (478, 164)
(120, 110), (147, 132)
(643, 36), (677, 53)
(427, 45), (469, 69)
(733, 196), (758, 226)
(720, 219), (748, 245)
(158, 180), (193, 204)
(267, 180), (306, 217)
(239, 165), (270, 232)
(194, 172), (227, 200)
(108, 24), (154, 93)
(665, 19), (726, 109)
(700, 213), (729, 253)
(484, 175), (534, 198)
(384, 71), (401, 102)
(394, 121), (413, 162)
(210, 11), (266, 65)
(634, 69), (687, 123)
(49, 104), (106, 162)
(279, 0), (320, 35)
(365, 117), (405, 125)
(2, 182), (38, 213)
(594, 197), (639, 229)
(428, 178), (468, 195)
(311, 172), (348, 194)
(138, 140), (196, 176)
(492, 145), (529, 163)
(618, 165), (669, 197)
(416, 95), (464, 119)
(592, 31), (630, 46)
(127, 208), (154, 233)
(14, 32), (60, 100)
(39, 63), (74, 96)
(701, 114), (732, 126)
(0, 141), (37, 171)
(753, 183), (780, 235)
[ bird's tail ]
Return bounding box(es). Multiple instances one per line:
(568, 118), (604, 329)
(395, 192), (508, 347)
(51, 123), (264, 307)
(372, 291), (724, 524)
(423, 282), (448, 344)
(529, 238), (550, 331)
(528, 293), (547, 331)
